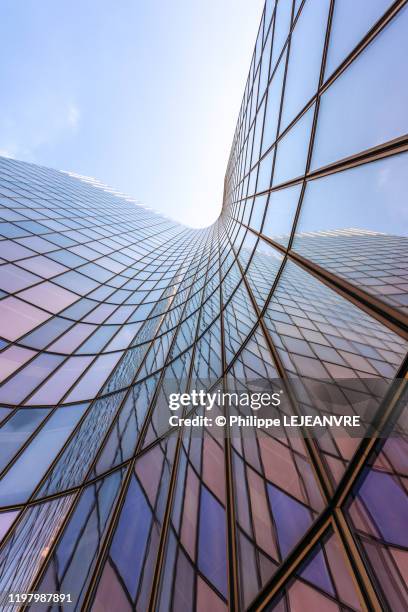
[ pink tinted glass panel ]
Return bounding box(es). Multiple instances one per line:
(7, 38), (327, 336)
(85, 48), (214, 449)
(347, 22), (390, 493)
(0, 297), (50, 340)
(19, 255), (68, 278)
(64, 352), (122, 402)
(0, 345), (36, 382)
(27, 356), (94, 404)
(18, 282), (78, 313)
(0, 264), (41, 292)
(48, 323), (96, 353)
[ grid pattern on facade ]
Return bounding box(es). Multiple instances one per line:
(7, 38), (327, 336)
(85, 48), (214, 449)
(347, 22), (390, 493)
(0, 0), (407, 610)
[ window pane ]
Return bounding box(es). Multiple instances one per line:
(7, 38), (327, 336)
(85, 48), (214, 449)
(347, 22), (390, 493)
(0, 404), (86, 504)
(325, 0), (394, 77)
(312, 7), (408, 169)
(273, 104), (314, 185)
(293, 154), (408, 312)
(261, 184), (302, 246)
(280, 0), (329, 131)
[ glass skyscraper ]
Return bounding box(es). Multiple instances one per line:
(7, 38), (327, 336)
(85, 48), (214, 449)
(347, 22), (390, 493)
(0, 0), (407, 610)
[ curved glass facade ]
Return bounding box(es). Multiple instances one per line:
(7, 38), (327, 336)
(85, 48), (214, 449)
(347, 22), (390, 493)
(0, 1), (407, 610)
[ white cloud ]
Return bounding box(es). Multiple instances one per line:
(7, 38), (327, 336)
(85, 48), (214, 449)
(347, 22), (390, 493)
(0, 98), (81, 164)
(0, 149), (16, 159)
(67, 103), (80, 130)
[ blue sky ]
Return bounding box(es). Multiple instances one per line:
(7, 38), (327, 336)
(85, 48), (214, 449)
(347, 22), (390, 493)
(0, 0), (264, 227)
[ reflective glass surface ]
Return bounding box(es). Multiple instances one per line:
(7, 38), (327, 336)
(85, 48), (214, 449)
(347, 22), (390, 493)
(0, 1), (407, 609)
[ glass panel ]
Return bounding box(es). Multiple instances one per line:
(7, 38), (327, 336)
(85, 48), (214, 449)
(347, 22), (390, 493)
(273, 104), (314, 185)
(0, 404), (86, 504)
(268, 530), (363, 611)
(0, 345), (36, 382)
(264, 260), (407, 483)
(0, 496), (74, 596)
(312, 6), (408, 169)
(0, 297), (50, 341)
(261, 183), (302, 246)
(325, 0), (394, 77)
(280, 0), (329, 131)
(0, 264), (41, 293)
(0, 408), (48, 472)
(293, 153), (408, 312)
(270, 0), (292, 73)
(261, 51), (287, 155)
(198, 486), (228, 597)
(345, 406), (408, 610)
